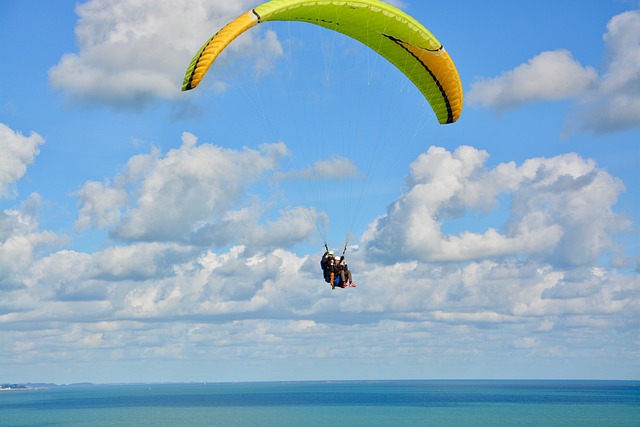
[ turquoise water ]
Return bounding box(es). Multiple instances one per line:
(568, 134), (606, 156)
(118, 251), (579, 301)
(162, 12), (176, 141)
(1, 380), (638, 426)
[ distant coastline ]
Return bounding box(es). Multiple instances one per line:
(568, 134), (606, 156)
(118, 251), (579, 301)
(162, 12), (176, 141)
(1, 384), (48, 391)
(1, 379), (638, 389)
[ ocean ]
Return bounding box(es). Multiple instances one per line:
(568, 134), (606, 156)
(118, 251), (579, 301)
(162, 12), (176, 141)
(1, 380), (638, 426)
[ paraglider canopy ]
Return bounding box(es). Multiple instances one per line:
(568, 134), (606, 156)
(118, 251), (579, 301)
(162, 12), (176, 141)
(182, 0), (463, 124)
(181, 0), (465, 254)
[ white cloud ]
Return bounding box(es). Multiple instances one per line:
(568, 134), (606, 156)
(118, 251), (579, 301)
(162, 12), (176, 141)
(569, 10), (640, 133)
(114, 136), (286, 242)
(247, 206), (325, 248)
(468, 9), (640, 133)
(48, 0), (277, 108)
(75, 180), (128, 230)
(0, 124), (45, 199)
(8, 244), (635, 323)
(362, 146), (627, 266)
(0, 195), (61, 290)
(74, 132), (320, 247)
(92, 242), (200, 281)
(467, 50), (598, 109)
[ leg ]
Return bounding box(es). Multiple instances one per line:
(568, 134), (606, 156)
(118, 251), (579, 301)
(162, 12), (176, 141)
(339, 270), (347, 284)
(347, 269), (354, 286)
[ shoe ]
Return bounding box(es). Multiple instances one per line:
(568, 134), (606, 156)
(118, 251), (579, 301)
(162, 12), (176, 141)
(350, 282), (356, 287)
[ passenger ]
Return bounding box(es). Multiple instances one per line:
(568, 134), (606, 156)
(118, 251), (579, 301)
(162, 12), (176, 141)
(336, 256), (355, 287)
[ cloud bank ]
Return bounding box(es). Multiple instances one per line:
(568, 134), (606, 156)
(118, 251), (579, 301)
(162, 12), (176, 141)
(1, 122), (636, 382)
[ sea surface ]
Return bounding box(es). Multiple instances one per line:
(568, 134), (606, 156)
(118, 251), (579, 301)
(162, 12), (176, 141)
(1, 380), (638, 427)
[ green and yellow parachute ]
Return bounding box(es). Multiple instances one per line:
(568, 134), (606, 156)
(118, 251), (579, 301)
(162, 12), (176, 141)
(182, 0), (463, 124)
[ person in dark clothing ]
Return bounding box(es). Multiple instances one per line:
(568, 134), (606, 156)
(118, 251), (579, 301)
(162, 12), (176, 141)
(320, 250), (334, 284)
(327, 256), (340, 289)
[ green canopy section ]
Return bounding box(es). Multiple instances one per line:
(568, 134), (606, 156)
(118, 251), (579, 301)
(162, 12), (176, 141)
(182, 0), (463, 124)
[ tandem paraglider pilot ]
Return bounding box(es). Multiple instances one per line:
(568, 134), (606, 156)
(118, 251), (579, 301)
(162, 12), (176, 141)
(321, 250), (356, 290)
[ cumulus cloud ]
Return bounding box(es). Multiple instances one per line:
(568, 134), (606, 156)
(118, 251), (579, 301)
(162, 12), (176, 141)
(569, 10), (640, 133)
(91, 242), (200, 281)
(467, 50), (598, 109)
(468, 9), (640, 133)
(0, 125), (63, 299)
(74, 131), (321, 247)
(0, 195), (61, 290)
(48, 0), (280, 109)
(191, 205), (324, 249)
(362, 146), (627, 266)
(247, 206), (325, 248)
(0, 124), (45, 198)
(75, 180), (128, 230)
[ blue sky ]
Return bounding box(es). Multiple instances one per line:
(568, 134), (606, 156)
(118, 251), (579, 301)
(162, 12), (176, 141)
(1, 0), (639, 383)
